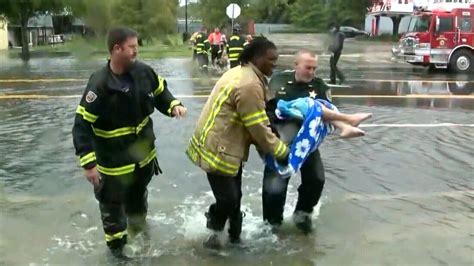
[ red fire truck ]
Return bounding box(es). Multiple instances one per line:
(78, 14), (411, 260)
(392, 4), (474, 73)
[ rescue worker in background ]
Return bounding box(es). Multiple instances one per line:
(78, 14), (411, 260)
(208, 27), (223, 67)
(72, 27), (187, 258)
(190, 31), (200, 63)
(226, 26), (245, 68)
(196, 27), (210, 73)
(186, 37), (289, 249)
(263, 50), (331, 234)
(328, 25), (345, 84)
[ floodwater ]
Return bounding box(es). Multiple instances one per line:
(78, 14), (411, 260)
(0, 47), (473, 266)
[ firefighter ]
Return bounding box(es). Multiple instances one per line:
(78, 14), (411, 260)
(190, 31), (200, 62)
(195, 27), (210, 73)
(328, 25), (346, 84)
(72, 27), (187, 258)
(226, 26), (246, 68)
(263, 50), (331, 234)
(186, 37), (289, 249)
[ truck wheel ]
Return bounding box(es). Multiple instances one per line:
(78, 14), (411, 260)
(449, 50), (473, 73)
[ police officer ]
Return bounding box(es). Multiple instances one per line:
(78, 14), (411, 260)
(328, 25), (346, 84)
(72, 27), (187, 258)
(195, 27), (210, 73)
(226, 26), (245, 68)
(263, 49), (331, 234)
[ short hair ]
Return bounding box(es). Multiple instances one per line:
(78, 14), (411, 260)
(239, 36), (277, 65)
(295, 49), (316, 62)
(107, 27), (138, 53)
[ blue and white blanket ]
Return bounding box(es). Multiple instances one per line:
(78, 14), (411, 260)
(266, 97), (337, 178)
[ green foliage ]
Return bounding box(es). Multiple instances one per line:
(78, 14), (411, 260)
(66, 0), (117, 36)
(289, 0), (371, 31)
(111, 0), (178, 40)
(0, 0), (65, 60)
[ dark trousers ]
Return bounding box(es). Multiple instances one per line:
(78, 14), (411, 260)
(197, 53), (209, 73)
(262, 150), (325, 225)
(210, 45), (220, 65)
(94, 159), (157, 250)
(330, 50), (345, 84)
(206, 167), (243, 238)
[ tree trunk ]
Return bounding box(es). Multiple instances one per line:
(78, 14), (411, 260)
(20, 17), (30, 61)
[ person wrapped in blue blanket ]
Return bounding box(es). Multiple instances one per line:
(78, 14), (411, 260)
(266, 96), (371, 178)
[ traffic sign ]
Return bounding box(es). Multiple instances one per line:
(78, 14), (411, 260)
(226, 3), (241, 19)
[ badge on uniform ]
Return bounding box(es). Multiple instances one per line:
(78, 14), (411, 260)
(85, 91), (97, 103)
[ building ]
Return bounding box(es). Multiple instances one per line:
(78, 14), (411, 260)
(365, 0), (473, 36)
(8, 14), (55, 47)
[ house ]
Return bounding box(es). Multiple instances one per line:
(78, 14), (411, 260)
(8, 14), (54, 47)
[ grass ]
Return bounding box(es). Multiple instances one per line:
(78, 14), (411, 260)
(4, 34), (191, 60)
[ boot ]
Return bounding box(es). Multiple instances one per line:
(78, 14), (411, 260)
(203, 230), (223, 250)
(228, 211), (245, 244)
(293, 210), (313, 234)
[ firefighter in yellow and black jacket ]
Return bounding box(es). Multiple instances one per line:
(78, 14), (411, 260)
(186, 37), (288, 248)
(226, 26), (246, 68)
(195, 27), (210, 73)
(72, 27), (186, 258)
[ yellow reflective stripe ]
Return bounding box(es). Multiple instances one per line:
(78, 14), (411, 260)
(167, 100), (181, 115)
(80, 152), (96, 166)
(275, 141), (287, 158)
(105, 230), (127, 242)
(198, 78), (237, 144)
(97, 163), (135, 176)
(229, 58), (239, 62)
(76, 105), (98, 123)
(245, 116), (269, 127)
(190, 137), (239, 175)
(229, 47), (243, 52)
(139, 148), (156, 168)
(229, 54), (240, 58)
(92, 117), (149, 138)
(204, 40), (209, 43)
(241, 110), (267, 123)
(230, 36), (240, 41)
(136, 117), (150, 133)
(153, 76), (165, 96)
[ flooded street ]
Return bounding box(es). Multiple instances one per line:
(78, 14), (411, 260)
(0, 40), (473, 265)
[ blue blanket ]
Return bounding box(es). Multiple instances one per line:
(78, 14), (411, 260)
(266, 97), (336, 178)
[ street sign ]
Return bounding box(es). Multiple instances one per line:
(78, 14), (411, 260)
(226, 3), (241, 19)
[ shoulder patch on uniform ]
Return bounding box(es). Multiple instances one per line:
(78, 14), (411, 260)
(85, 91), (97, 103)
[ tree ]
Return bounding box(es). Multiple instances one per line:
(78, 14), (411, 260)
(290, 0), (326, 29)
(289, 0), (371, 31)
(111, 0), (178, 42)
(66, 0), (117, 37)
(0, 0), (64, 60)
(250, 0), (290, 23)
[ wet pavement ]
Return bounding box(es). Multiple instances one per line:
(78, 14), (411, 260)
(0, 39), (473, 265)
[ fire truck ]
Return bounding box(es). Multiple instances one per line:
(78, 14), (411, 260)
(392, 4), (474, 73)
